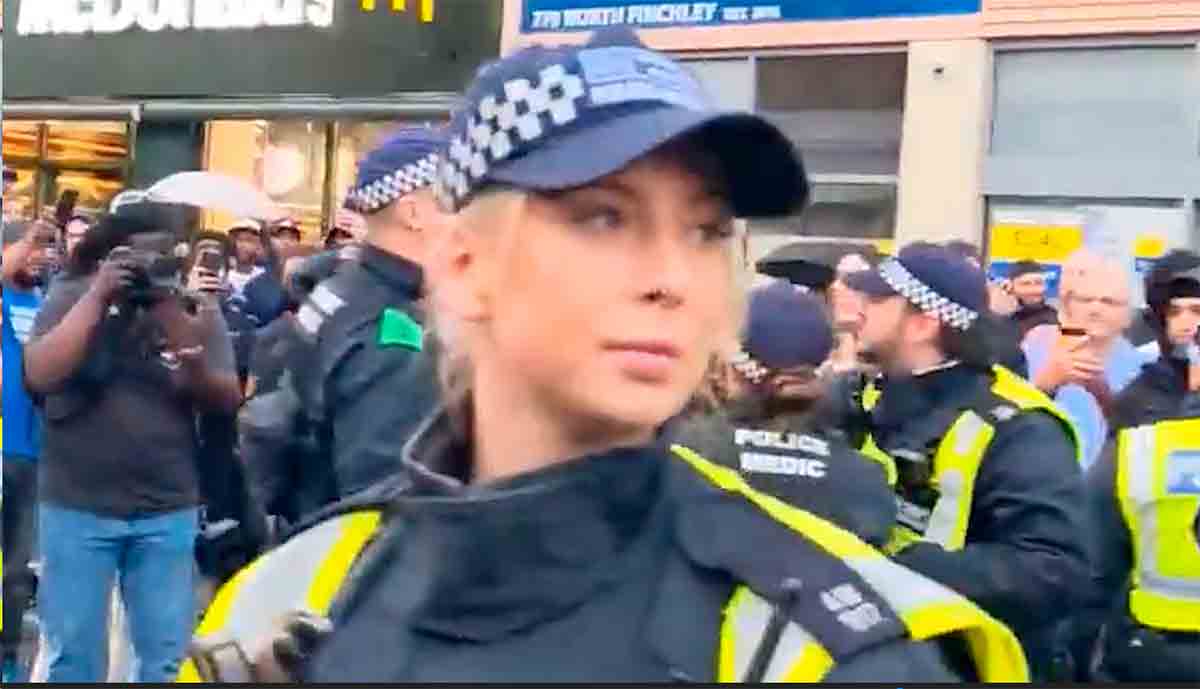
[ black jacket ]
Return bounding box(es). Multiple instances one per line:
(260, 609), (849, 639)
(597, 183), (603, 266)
(304, 412), (974, 683)
(1011, 302), (1058, 339)
(238, 245), (439, 521)
(864, 364), (1089, 675)
(1110, 358), (1200, 431)
(672, 398), (896, 547)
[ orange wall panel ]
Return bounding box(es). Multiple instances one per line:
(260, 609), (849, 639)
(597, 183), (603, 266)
(982, 0), (1200, 36)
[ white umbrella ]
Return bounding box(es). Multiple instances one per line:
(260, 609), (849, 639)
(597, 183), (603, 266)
(140, 171), (283, 220)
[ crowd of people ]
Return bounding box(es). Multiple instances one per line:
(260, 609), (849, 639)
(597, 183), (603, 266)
(2, 26), (1198, 684)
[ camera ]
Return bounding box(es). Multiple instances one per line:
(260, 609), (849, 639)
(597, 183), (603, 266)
(110, 246), (183, 306)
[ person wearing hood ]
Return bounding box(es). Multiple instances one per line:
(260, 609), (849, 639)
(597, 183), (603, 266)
(179, 28), (1027, 684)
(1110, 250), (1200, 430)
(1007, 260), (1058, 337)
(674, 281), (896, 547)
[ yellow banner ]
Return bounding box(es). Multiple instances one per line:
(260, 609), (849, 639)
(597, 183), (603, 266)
(989, 223), (1083, 263)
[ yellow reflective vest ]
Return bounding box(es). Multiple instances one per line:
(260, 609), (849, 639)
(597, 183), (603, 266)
(860, 365), (1079, 553)
(180, 447), (1029, 683)
(1116, 418), (1200, 633)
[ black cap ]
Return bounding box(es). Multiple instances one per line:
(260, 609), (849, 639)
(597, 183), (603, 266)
(844, 243), (987, 332)
(1008, 260), (1044, 279)
(437, 26), (808, 218)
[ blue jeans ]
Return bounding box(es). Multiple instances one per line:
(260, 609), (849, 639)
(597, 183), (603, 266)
(37, 504), (198, 683)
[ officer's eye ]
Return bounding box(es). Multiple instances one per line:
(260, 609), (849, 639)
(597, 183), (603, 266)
(693, 218), (735, 245)
(570, 202), (626, 233)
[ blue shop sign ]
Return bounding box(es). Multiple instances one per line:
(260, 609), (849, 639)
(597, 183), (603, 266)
(522, 0), (980, 32)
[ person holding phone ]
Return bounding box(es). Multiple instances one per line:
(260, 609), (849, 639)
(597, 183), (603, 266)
(1, 220), (53, 683)
(1024, 251), (1150, 468)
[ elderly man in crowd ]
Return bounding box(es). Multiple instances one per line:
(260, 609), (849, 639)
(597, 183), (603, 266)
(1023, 251), (1151, 467)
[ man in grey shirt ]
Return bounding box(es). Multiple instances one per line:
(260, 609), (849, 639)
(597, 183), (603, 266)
(24, 203), (241, 682)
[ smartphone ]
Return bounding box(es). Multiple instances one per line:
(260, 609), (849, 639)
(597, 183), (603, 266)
(197, 248), (225, 275)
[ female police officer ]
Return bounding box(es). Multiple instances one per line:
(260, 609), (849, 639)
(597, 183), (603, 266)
(181, 27), (1028, 683)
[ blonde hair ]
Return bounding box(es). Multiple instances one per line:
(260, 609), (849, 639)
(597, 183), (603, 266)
(430, 188), (749, 437)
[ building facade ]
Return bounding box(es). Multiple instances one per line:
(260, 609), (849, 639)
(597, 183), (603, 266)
(506, 0), (1200, 288)
(1, 0), (499, 237)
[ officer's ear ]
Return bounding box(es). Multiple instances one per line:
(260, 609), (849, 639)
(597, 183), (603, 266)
(905, 308), (944, 347)
(430, 190), (525, 325)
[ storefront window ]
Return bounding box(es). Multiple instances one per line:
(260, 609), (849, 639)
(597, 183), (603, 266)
(986, 197), (1189, 303)
(752, 53), (905, 243)
(333, 122), (397, 205)
(46, 121), (130, 164)
(206, 120), (326, 238)
(2, 122), (41, 159)
(0, 121), (131, 222)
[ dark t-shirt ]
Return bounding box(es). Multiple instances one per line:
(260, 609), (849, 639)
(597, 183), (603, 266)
(32, 275), (236, 518)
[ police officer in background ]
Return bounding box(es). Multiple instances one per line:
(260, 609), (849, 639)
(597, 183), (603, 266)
(675, 281), (896, 547)
(842, 244), (1089, 679)
(1110, 250), (1200, 430)
(239, 128), (445, 523)
(1082, 254), (1200, 681)
(181, 28), (1028, 684)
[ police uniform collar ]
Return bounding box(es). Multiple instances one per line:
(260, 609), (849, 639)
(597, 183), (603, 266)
(871, 363), (988, 431)
(394, 408), (668, 641)
(359, 243), (424, 300)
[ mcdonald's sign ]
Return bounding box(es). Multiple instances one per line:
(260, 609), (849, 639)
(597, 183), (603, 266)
(361, 0), (436, 22)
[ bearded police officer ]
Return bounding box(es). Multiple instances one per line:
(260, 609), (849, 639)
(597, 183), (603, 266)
(675, 282), (896, 546)
(1084, 253), (1200, 681)
(843, 243), (1089, 679)
(239, 129), (445, 523)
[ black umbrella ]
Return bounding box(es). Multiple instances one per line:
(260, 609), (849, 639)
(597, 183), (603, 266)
(756, 241), (881, 291)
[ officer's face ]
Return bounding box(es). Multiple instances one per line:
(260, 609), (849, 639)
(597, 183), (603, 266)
(1166, 297), (1200, 347)
(439, 144), (739, 440)
(857, 295), (938, 372)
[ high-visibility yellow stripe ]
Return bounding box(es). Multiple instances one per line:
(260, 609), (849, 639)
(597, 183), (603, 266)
(780, 643), (834, 682)
(362, 0), (376, 10)
(907, 603), (1030, 682)
(306, 511), (382, 613)
(671, 445), (877, 560)
(194, 555), (268, 638)
(717, 587), (747, 682)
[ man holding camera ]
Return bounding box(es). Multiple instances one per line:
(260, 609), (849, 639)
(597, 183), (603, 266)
(23, 203), (240, 682)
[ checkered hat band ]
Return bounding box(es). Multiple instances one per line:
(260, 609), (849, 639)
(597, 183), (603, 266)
(348, 153), (440, 214)
(437, 61), (588, 211)
(730, 349), (772, 385)
(878, 258), (979, 331)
